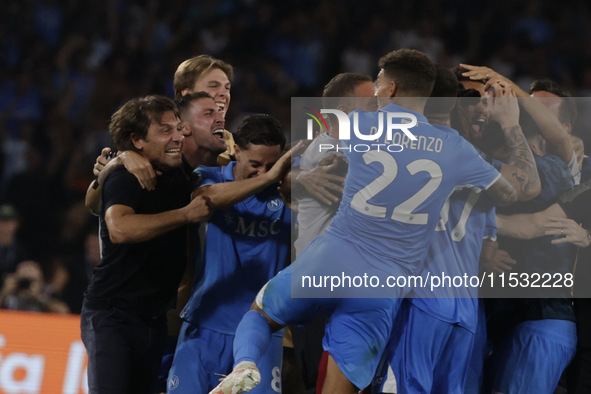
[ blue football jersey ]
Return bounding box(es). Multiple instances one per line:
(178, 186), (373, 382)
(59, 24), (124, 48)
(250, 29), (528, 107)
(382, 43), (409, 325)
(412, 125), (500, 332)
(180, 163), (291, 334)
(326, 104), (501, 275)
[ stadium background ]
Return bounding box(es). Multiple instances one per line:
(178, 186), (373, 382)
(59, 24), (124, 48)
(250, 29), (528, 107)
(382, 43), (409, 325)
(1, 0), (591, 392)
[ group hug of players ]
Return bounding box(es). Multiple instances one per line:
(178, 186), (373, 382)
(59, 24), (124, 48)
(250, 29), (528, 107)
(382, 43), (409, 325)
(82, 48), (591, 394)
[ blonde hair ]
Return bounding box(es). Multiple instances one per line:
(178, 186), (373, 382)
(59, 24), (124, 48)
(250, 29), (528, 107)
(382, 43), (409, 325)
(173, 55), (234, 99)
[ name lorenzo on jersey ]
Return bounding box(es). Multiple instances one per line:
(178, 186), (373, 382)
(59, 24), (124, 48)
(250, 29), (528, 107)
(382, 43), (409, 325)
(367, 127), (444, 153)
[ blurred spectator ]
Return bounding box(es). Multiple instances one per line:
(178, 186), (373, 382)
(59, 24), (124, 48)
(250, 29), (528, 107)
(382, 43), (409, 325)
(0, 204), (29, 282)
(0, 260), (69, 313)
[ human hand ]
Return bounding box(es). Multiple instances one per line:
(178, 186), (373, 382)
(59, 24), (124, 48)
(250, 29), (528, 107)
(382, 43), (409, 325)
(460, 64), (508, 86)
(487, 81), (520, 128)
(481, 248), (517, 274)
(0, 273), (18, 296)
(118, 151), (160, 191)
(545, 217), (591, 248)
(266, 140), (308, 184)
(295, 155), (347, 206)
(571, 135), (585, 170)
(185, 195), (213, 223)
(93, 147), (113, 177)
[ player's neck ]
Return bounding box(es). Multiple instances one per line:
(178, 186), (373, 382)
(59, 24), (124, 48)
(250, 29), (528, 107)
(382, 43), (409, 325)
(390, 96), (427, 114)
(427, 114), (451, 128)
(184, 149), (219, 169)
(232, 165), (243, 181)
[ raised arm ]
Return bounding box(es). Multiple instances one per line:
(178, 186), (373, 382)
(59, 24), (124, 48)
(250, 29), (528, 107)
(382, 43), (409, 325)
(85, 147), (116, 212)
(462, 64), (575, 170)
(485, 175), (518, 206)
(487, 80), (541, 201)
(193, 141), (305, 210)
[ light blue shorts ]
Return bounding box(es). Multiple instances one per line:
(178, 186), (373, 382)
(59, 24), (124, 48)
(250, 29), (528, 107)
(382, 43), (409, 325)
(259, 261), (403, 390)
(167, 323), (283, 393)
(491, 319), (577, 394)
(372, 300), (474, 393)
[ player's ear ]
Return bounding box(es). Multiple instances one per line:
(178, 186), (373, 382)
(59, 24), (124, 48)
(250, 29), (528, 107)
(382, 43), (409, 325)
(131, 134), (143, 150)
(528, 142), (541, 156)
(389, 80), (397, 98)
(233, 144), (241, 161)
(337, 104), (349, 113)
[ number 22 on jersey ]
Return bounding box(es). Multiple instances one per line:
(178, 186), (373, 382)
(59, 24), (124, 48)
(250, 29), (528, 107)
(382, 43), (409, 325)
(350, 150), (442, 225)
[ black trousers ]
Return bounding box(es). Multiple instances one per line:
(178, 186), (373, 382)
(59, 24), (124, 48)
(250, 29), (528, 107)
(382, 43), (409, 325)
(80, 304), (166, 394)
(566, 298), (591, 394)
(567, 248), (591, 393)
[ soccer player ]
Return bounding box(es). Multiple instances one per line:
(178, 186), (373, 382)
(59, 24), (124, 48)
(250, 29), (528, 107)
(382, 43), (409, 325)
(529, 79), (591, 182)
(457, 68), (581, 394)
(373, 67), (534, 393)
(86, 54), (235, 200)
(294, 73), (376, 259)
(173, 54), (235, 165)
(495, 182), (591, 393)
(80, 95), (212, 394)
(167, 114), (297, 393)
(210, 48), (516, 394)
(461, 64), (580, 185)
(291, 72), (376, 391)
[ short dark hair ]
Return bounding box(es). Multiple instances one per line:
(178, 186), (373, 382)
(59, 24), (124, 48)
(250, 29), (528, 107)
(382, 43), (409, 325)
(529, 79), (577, 125)
(173, 55), (234, 99)
(109, 95), (179, 152)
(378, 49), (436, 96)
(175, 91), (214, 114)
(529, 79), (571, 97)
(234, 114), (286, 151)
(322, 73), (373, 98)
(425, 64), (459, 115)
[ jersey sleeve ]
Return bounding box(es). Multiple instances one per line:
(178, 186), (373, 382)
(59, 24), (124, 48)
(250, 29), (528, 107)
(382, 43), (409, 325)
(102, 168), (143, 213)
(192, 166), (222, 191)
(454, 136), (501, 192)
(558, 181), (591, 227)
(475, 146), (503, 172)
(483, 206), (497, 241)
(489, 157), (503, 172)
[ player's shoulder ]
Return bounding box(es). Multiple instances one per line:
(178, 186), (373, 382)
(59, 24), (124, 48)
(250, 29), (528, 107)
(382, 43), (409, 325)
(431, 123), (460, 137)
(104, 165), (139, 187)
(193, 164), (228, 183)
(101, 166), (145, 205)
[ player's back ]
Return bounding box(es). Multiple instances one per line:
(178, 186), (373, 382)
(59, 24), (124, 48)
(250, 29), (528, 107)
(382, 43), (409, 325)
(327, 103), (500, 274)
